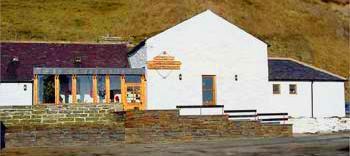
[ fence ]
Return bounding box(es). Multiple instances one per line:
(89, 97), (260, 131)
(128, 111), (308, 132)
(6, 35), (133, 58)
(176, 105), (224, 115)
(224, 109), (289, 124)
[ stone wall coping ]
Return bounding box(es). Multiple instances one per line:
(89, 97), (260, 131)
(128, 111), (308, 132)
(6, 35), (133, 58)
(128, 109), (178, 112)
(180, 115), (228, 117)
(261, 123), (293, 126)
(0, 103), (121, 109)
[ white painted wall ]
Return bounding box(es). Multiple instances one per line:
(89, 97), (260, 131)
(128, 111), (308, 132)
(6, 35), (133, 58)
(143, 10), (269, 111)
(129, 45), (146, 68)
(313, 82), (345, 117)
(178, 107), (224, 115)
(267, 81), (312, 117)
(0, 83), (32, 106)
(268, 81), (345, 117)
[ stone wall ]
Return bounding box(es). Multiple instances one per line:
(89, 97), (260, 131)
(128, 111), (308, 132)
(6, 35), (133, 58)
(1, 107), (292, 147)
(0, 103), (122, 126)
(1, 104), (125, 147)
(6, 123), (125, 147)
(124, 110), (292, 143)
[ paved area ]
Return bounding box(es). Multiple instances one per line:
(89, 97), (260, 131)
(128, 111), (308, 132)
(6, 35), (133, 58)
(1, 133), (349, 156)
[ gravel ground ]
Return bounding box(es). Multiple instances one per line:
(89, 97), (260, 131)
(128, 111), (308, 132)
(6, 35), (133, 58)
(1, 133), (349, 156)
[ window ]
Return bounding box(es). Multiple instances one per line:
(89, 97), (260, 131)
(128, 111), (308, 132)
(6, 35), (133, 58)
(202, 75), (216, 105)
(97, 75), (106, 103)
(110, 75), (121, 103)
(126, 85), (141, 104)
(125, 75), (142, 104)
(273, 84), (280, 94)
(59, 75), (72, 104)
(37, 75), (55, 104)
(76, 75), (93, 103)
(125, 75), (141, 83)
(289, 84), (297, 94)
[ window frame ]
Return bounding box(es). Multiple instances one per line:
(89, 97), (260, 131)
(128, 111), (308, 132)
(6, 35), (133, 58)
(272, 84), (281, 95)
(202, 75), (216, 105)
(289, 84), (297, 95)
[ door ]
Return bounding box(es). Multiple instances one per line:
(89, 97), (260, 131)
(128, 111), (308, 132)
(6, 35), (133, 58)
(202, 75), (216, 105)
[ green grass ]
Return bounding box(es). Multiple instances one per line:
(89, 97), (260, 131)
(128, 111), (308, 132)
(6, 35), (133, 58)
(1, 0), (349, 99)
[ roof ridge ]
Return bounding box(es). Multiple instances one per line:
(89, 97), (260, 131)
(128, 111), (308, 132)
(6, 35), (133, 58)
(268, 57), (347, 80)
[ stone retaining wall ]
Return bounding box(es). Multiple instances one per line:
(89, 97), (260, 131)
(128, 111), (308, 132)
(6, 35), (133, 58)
(125, 110), (292, 143)
(1, 107), (292, 147)
(0, 103), (122, 126)
(6, 123), (125, 147)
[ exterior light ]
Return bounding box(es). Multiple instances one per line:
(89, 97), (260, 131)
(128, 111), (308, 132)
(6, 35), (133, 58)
(12, 57), (19, 62)
(74, 57), (82, 63)
(179, 74), (182, 80)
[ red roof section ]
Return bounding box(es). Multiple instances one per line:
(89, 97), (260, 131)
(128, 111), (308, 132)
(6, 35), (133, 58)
(0, 42), (129, 81)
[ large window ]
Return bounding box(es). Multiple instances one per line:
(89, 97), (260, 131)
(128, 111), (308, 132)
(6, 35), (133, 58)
(38, 75), (55, 104)
(202, 75), (216, 105)
(97, 75), (106, 103)
(273, 84), (280, 94)
(110, 75), (121, 103)
(59, 75), (72, 103)
(76, 75), (93, 103)
(34, 73), (144, 105)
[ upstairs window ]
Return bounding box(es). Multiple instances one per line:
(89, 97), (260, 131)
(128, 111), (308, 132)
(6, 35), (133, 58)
(289, 84), (297, 94)
(273, 84), (280, 94)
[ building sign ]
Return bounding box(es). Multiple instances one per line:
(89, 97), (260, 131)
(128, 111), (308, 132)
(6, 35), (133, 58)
(147, 51), (181, 70)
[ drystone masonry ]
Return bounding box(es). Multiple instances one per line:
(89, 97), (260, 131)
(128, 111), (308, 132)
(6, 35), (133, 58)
(0, 106), (292, 147)
(124, 110), (292, 143)
(0, 104), (122, 126)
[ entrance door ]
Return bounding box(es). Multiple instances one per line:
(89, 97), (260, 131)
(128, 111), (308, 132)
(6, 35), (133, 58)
(202, 75), (216, 105)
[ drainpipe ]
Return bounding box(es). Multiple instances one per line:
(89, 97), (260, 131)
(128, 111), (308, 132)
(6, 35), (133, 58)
(311, 81), (314, 118)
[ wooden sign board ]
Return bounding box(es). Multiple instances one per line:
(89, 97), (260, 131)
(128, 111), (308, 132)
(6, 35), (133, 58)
(147, 53), (181, 70)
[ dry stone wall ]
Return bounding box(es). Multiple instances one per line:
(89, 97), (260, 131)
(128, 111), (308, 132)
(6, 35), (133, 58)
(124, 110), (292, 143)
(1, 104), (125, 147)
(0, 106), (292, 147)
(0, 104), (122, 126)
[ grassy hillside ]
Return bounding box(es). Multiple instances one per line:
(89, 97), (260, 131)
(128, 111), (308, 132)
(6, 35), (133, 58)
(1, 0), (349, 99)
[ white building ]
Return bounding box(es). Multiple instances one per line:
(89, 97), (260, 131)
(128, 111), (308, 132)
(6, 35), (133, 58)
(266, 58), (346, 117)
(128, 10), (346, 117)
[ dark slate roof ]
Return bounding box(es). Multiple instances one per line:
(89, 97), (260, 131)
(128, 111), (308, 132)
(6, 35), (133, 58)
(0, 42), (129, 82)
(268, 58), (346, 81)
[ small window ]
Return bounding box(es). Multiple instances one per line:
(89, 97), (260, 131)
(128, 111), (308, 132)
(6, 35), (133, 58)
(125, 75), (141, 83)
(289, 84), (297, 94)
(273, 84), (280, 94)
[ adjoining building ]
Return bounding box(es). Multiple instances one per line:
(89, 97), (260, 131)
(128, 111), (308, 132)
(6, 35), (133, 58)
(267, 58), (345, 117)
(0, 42), (146, 110)
(0, 10), (346, 117)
